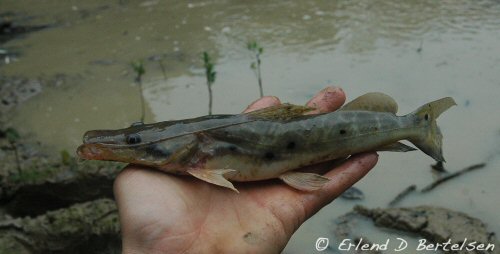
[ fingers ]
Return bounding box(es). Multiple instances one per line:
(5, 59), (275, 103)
(244, 86), (346, 114)
(300, 152), (378, 218)
(306, 86), (346, 114)
(243, 96), (281, 113)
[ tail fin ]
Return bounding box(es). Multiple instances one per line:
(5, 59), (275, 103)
(409, 97), (456, 162)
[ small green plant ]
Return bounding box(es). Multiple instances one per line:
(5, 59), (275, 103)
(60, 149), (73, 166)
(5, 127), (22, 174)
(7, 164), (61, 183)
(203, 52), (216, 115)
(247, 41), (264, 97)
(131, 61), (146, 123)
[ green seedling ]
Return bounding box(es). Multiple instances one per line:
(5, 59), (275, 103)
(5, 127), (22, 174)
(61, 149), (72, 166)
(203, 52), (216, 115)
(247, 41), (264, 97)
(131, 60), (146, 123)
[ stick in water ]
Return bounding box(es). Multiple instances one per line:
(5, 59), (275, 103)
(421, 163), (486, 193)
(388, 184), (417, 207)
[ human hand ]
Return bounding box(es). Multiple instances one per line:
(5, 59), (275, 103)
(113, 87), (378, 253)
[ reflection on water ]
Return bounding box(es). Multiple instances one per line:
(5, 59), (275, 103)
(1, 0), (500, 253)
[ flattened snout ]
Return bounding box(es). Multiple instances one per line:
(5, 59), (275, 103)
(82, 129), (124, 144)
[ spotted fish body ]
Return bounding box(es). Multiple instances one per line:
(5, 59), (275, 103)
(77, 93), (456, 192)
(204, 111), (418, 180)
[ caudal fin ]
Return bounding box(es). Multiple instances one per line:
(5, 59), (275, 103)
(409, 97), (456, 162)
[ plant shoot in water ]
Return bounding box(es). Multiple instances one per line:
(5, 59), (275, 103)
(149, 55), (167, 81)
(158, 58), (167, 81)
(203, 52), (216, 115)
(131, 61), (146, 123)
(247, 41), (264, 97)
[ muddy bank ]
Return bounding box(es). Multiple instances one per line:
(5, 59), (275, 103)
(0, 76), (42, 123)
(0, 198), (120, 254)
(355, 205), (499, 254)
(0, 159), (121, 217)
(0, 126), (123, 218)
(0, 127), (123, 253)
(0, 74), (83, 125)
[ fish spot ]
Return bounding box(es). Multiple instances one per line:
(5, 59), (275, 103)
(286, 141), (296, 150)
(424, 114), (429, 121)
(228, 145), (238, 152)
(264, 152), (275, 160)
(339, 129), (347, 135)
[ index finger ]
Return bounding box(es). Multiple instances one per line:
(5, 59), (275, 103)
(243, 96), (281, 113)
(305, 86), (346, 114)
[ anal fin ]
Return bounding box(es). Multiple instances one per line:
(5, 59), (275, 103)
(377, 142), (417, 152)
(279, 172), (330, 191)
(187, 168), (239, 193)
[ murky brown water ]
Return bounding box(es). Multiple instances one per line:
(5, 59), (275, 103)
(2, 0), (500, 253)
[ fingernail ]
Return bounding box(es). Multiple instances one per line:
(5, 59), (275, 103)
(244, 96), (281, 112)
(322, 86), (339, 92)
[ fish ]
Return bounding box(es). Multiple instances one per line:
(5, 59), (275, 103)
(77, 93), (456, 192)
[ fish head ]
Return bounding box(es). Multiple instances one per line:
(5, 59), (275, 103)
(77, 127), (174, 167)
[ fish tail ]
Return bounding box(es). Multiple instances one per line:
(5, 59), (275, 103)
(408, 97), (456, 162)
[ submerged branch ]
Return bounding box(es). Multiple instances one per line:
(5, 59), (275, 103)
(421, 163), (486, 193)
(388, 184), (416, 207)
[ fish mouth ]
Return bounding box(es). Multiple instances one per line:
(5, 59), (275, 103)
(77, 143), (137, 164)
(77, 143), (125, 161)
(77, 143), (108, 160)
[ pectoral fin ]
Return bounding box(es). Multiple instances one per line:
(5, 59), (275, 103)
(377, 142), (417, 152)
(187, 168), (239, 193)
(278, 172), (330, 191)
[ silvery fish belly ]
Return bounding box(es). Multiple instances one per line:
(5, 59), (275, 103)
(77, 93), (456, 192)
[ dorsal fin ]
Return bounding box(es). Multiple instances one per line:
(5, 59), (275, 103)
(341, 92), (398, 114)
(245, 103), (313, 120)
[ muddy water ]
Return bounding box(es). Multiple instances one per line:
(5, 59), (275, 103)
(1, 0), (500, 253)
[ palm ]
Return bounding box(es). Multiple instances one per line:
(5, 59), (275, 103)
(115, 154), (375, 253)
(113, 87), (378, 253)
(115, 168), (302, 253)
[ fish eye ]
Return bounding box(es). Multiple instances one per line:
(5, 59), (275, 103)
(126, 134), (142, 144)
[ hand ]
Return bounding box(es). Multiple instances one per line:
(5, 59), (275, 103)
(113, 87), (379, 253)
